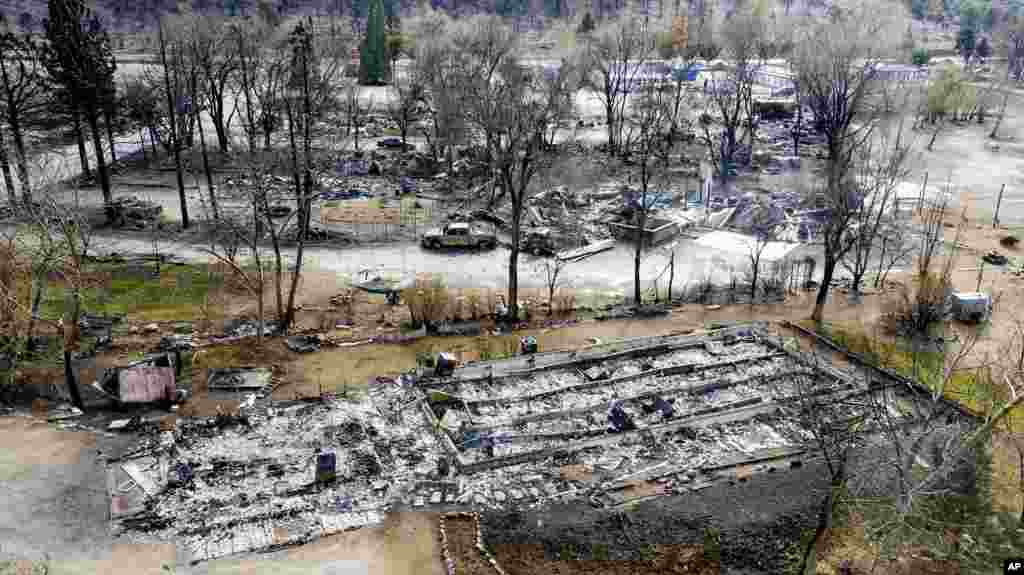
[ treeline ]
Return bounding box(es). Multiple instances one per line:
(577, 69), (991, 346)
(5, 0), (1020, 36)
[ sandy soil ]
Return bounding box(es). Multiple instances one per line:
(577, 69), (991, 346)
(0, 416), (150, 572)
(491, 543), (717, 575)
(910, 89), (1024, 226)
(0, 419), (443, 575)
(190, 511), (444, 575)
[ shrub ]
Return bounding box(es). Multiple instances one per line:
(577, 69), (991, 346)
(911, 47), (931, 66)
(401, 276), (449, 331)
(416, 351), (435, 368)
(466, 291), (482, 320)
(553, 292), (576, 315)
(886, 270), (951, 336)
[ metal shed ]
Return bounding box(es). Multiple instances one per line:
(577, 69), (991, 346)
(950, 292), (992, 322)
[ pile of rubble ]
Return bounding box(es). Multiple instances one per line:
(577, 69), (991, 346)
(107, 329), (877, 564)
(414, 330), (862, 507)
(112, 389), (446, 563)
(104, 197), (162, 229)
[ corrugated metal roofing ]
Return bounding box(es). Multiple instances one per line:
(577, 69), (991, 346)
(118, 367), (175, 403)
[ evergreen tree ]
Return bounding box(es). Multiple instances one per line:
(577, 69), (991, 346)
(578, 11), (595, 34)
(360, 0), (386, 85)
(44, 0), (116, 203)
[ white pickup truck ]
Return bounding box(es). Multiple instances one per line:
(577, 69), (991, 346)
(421, 222), (497, 250)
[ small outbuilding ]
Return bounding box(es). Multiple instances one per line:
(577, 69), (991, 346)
(950, 292), (992, 323)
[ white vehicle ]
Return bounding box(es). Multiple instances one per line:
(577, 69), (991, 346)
(421, 222), (497, 250)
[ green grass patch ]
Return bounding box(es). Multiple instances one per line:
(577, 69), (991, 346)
(810, 322), (1007, 417)
(813, 321), (944, 386)
(40, 262), (224, 322)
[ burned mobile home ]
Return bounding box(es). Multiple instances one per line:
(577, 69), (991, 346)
(108, 325), (978, 569)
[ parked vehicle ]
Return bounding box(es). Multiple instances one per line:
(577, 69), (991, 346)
(421, 222), (497, 250)
(523, 228), (556, 256)
(377, 137), (415, 151)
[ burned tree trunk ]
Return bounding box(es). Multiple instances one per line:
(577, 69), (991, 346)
(197, 108), (218, 219)
(86, 106), (112, 204)
(104, 100), (117, 165)
(72, 107), (91, 180)
(0, 126), (15, 203)
(159, 19), (189, 230)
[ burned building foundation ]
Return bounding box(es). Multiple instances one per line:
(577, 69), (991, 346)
(108, 325), (968, 569)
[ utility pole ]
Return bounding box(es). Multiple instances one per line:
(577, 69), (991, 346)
(918, 171), (928, 214)
(994, 183), (1006, 228)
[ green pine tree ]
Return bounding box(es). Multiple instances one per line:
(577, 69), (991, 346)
(360, 0), (386, 85)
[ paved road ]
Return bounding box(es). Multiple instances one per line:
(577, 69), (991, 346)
(78, 229), (763, 294)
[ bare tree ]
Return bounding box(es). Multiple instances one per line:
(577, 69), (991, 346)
(0, 20), (48, 203)
(789, 0), (907, 322)
(278, 18), (348, 331)
(11, 196), (97, 409)
(386, 73), (424, 147)
(853, 330), (1024, 573)
(534, 255), (571, 315)
(459, 19), (558, 321)
(873, 220), (915, 289)
(699, 8), (765, 179)
(626, 80), (679, 306)
(989, 83), (1012, 139)
(766, 339), (870, 575)
(200, 169), (275, 344)
(0, 115), (16, 202)
(343, 81), (374, 153)
(230, 20), (260, 154)
(190, 17), (237, 153)
(744, 201), (778, 301)
(253, 45), (288, 151)
(158, 16), (190, 229)
(184, 23), (222, 220)
(840, 119), (913, 296)
(580, 14), (652, 156)
(999, 313), (1024, 525)
(0, 222), (29, 387)
(122, 76), (165, 159)
(536, 57), (580, 148)
(890, 200), (960, 336)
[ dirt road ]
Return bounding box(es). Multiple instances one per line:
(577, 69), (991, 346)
(0, 416), (138, 566)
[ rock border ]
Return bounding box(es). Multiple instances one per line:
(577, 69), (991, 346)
(439, 511), (509, 575)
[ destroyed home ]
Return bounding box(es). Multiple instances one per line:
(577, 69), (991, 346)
(104, 326), (982, 572)
(2, 1), (1023, 574)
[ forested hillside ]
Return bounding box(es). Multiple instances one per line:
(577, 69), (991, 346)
(1, 0), (1022, 37)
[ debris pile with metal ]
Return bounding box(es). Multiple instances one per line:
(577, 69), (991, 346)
(110, 391), (445, 563)
(108, 327), (880, 563)
(421, 329), (858, 509)
(104, 197), (163, 229)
